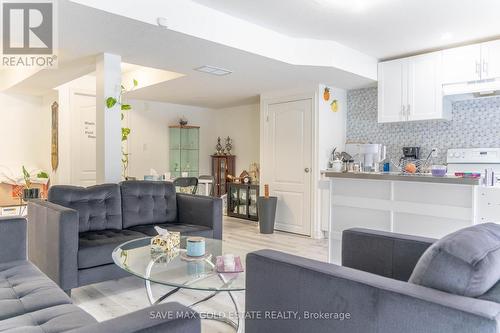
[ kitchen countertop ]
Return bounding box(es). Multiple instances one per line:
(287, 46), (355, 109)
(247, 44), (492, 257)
(321, 171), (480, 185)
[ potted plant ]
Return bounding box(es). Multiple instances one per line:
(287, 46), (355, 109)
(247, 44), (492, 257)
(22, 166), (39, 200)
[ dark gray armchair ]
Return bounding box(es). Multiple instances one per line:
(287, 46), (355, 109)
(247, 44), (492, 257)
(27, 181), (222, 293)
(245, 228), (500, 333)
(0, 216), (200, 333)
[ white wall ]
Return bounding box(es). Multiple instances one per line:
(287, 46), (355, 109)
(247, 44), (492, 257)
(126, 100), (260, 180)
(317, 84), (347, 170)
(126, 100), (216, 178)
(213, 104), (260, 174)
(0, 92), (51, 179)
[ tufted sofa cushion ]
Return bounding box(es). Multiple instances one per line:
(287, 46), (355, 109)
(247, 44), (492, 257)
(78, 229), (145, 269)
(409, 223), (500, 297)
(120, 181), (177, 229)
(0, 260), (73, 321)
(0, 303), (96, 333)
(48, 184), (122, 233)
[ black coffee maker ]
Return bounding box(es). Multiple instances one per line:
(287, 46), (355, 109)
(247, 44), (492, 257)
(400, 146), (420, 163)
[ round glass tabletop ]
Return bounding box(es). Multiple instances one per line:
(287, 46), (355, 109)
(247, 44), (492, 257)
(112, 237), (245, 292)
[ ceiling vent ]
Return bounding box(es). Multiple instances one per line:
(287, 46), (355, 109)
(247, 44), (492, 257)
(194, 65), (232, 76)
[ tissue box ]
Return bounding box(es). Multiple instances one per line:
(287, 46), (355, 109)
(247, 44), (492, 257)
(151, 232), (180, 253)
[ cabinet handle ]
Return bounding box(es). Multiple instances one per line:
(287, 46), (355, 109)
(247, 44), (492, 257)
(476, 61), (481, 77)
(483, 61), (489, 77)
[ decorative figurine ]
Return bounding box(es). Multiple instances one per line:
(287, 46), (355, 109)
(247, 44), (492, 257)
(215, 137), (223, 155)
(179, 117), (188, 126)
(225, 136), (233, 155)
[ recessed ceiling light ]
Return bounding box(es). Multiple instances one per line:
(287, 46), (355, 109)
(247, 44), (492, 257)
(194, 65), (232, 76)
(314, 0), (390, 12)
(441, 32), (453, 41)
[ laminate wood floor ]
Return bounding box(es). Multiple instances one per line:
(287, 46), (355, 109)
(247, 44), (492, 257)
(72, 217), (329, 332)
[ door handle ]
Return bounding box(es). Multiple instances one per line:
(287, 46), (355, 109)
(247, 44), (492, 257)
(483, 61), (489, 77)
(304, 168), (310, 173)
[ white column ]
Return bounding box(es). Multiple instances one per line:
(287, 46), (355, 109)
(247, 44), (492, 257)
(96, 53), (122, 184)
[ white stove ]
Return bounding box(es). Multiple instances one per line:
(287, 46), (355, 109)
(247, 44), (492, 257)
(448, 148), (500, 224)
(447, 148), (500, 178)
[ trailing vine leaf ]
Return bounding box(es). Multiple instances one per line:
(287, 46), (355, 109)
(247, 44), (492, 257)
(106, 79), (138, 179)
(106, 97), (117, 108)
(122, 127), (131, 141)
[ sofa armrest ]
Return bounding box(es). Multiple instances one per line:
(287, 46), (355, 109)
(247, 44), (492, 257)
(246, 250), (500, 333)
(342, 228), (436, 281)
(176, 193), (222, 239)
(27, 200), (79, 291)
(68, 302), (200, 333)
(0, 217), (27, 263)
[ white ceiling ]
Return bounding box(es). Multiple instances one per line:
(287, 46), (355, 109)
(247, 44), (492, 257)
(192, 0), (500, 59)
(9, 0), (373, 108)
(11, 0), (500, 108)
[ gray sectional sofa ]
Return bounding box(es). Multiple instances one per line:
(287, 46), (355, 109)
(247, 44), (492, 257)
(246, 225), (500, 333)
(0, 216), (200, 333)
(27, 180), (222, 293)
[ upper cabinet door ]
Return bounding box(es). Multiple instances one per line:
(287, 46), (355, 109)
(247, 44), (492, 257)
(378, 59), (405, 123)
(481, 40), (500, 80)
(407, 52), (443, 121)
(442, 44), (481, 84)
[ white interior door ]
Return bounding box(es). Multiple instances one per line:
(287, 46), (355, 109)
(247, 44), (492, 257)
(267, 98), (312, 236)
(71, 92), (97, 186)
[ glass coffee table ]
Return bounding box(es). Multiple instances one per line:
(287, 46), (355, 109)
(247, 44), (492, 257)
(112, 237), (245, 332)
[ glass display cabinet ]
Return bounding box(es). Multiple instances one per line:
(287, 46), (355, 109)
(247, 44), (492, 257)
(211, 155), (235, 197)
(169, 126), (200, 178)
(228, 183), (259, 221)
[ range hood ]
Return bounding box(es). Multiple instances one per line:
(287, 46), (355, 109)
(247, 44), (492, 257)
(443, 78), (500, 101)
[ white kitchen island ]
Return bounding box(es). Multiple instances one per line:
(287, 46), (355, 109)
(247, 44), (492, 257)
(322, 171), (481, 264)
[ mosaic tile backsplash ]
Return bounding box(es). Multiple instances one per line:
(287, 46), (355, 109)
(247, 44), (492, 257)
(346, 87), (500, 165)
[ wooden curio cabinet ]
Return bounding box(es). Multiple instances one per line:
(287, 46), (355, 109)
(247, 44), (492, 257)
(211, 155), (235, 197)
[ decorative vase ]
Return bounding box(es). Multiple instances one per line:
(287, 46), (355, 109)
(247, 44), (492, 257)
(225, 136), (233, 155)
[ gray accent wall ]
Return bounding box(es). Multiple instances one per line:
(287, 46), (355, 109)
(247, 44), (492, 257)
(346, 87), (500, 165)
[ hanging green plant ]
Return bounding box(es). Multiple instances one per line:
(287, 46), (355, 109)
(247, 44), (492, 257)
(105, 79), (138, 180)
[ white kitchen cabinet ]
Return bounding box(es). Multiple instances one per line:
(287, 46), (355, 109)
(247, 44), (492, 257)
(378, 59), (405, 123)
(481, 39), (500, 80)
(408, 52), (444, 121)
(442, 44), (481, 84)
(378, 52), (449, 123)
(442, 40), (500, 84)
